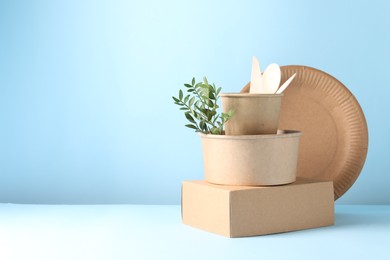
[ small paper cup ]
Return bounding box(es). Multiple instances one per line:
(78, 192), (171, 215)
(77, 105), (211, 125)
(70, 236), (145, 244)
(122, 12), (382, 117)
(220, 93), (283, 135)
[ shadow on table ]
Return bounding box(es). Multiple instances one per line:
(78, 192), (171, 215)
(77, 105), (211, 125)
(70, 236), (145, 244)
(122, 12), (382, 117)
(335, 212), (390, 227)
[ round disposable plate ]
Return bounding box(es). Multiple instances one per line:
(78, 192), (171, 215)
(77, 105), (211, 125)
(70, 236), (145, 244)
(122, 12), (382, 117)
(241, 65), (368, 200)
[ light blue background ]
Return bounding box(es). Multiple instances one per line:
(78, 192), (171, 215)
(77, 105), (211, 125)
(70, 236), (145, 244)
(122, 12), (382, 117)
(0, 0), (388, 204)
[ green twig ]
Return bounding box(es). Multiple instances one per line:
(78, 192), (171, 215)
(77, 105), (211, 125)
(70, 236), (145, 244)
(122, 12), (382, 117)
(173, 77), (234, 135)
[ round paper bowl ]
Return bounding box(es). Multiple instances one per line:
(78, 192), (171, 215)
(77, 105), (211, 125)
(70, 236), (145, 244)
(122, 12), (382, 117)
(200, 130), (302, 186)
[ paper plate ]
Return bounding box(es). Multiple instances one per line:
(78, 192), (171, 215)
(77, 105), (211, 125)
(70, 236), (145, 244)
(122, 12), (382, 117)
(241, 65), (368, 200)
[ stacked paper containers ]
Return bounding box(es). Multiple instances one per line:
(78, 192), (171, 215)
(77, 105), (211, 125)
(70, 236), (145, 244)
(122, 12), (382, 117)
(182, 60), (335, 237)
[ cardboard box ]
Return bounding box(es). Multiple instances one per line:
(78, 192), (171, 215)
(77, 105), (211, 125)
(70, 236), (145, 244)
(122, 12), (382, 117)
(182, 178), (334, 237)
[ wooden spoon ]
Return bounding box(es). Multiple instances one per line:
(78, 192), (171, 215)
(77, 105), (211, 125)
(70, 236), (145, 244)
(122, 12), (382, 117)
(249, 56), (263, 93)
(275, 73), (297, 94)
(261, 63), (281, 94)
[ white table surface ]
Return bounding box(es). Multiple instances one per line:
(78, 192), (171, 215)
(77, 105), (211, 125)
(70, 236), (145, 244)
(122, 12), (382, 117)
(0, 204), (389, 260)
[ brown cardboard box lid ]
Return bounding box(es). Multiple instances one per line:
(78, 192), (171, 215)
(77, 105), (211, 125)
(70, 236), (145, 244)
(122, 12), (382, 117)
(241, 65), (368, 200)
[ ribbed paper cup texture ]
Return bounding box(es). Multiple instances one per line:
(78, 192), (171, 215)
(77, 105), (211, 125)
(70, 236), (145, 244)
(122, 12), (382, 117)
(221, 93), (283, 135)
(200, 130), (302, 186)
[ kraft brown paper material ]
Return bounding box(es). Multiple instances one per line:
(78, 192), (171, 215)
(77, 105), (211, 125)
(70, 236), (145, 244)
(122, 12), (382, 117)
(220, 93), (283, 135)
(182, 178), (334, 237)
(200, 130), (301, 186)
(241, 65), (368, 200)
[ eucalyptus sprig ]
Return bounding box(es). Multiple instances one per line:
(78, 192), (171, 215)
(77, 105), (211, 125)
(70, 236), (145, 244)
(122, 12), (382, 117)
(172, 77), (234, 135)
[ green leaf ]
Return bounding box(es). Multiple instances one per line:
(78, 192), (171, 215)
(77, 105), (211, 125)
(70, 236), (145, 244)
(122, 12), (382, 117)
(193, 103), (200, 109)
(227, 109), (234, 117)
(175, 77), (228, 135)
(189, 96), (195, 106)
(206, 111), (212, 121)
(221, 109), (234, 122)
(194, 104), (202, 113)
(193, 111), (199, 118)
(211, 127), (221, 135)
(221, 113), (228, 120)
(198, 85), (209, 98)
(203, 77), (208, 85)
(184, 95), (190, 103)
(199, 121), (207, 132)
(185, 112), (196, 123)
(185, 124), (197, 130)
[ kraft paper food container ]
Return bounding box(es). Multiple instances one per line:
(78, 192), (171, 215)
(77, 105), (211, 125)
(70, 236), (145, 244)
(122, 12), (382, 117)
(200, 130), (302, 186)
(181, 178), (334, 238)
(220, 93), (283, 135)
